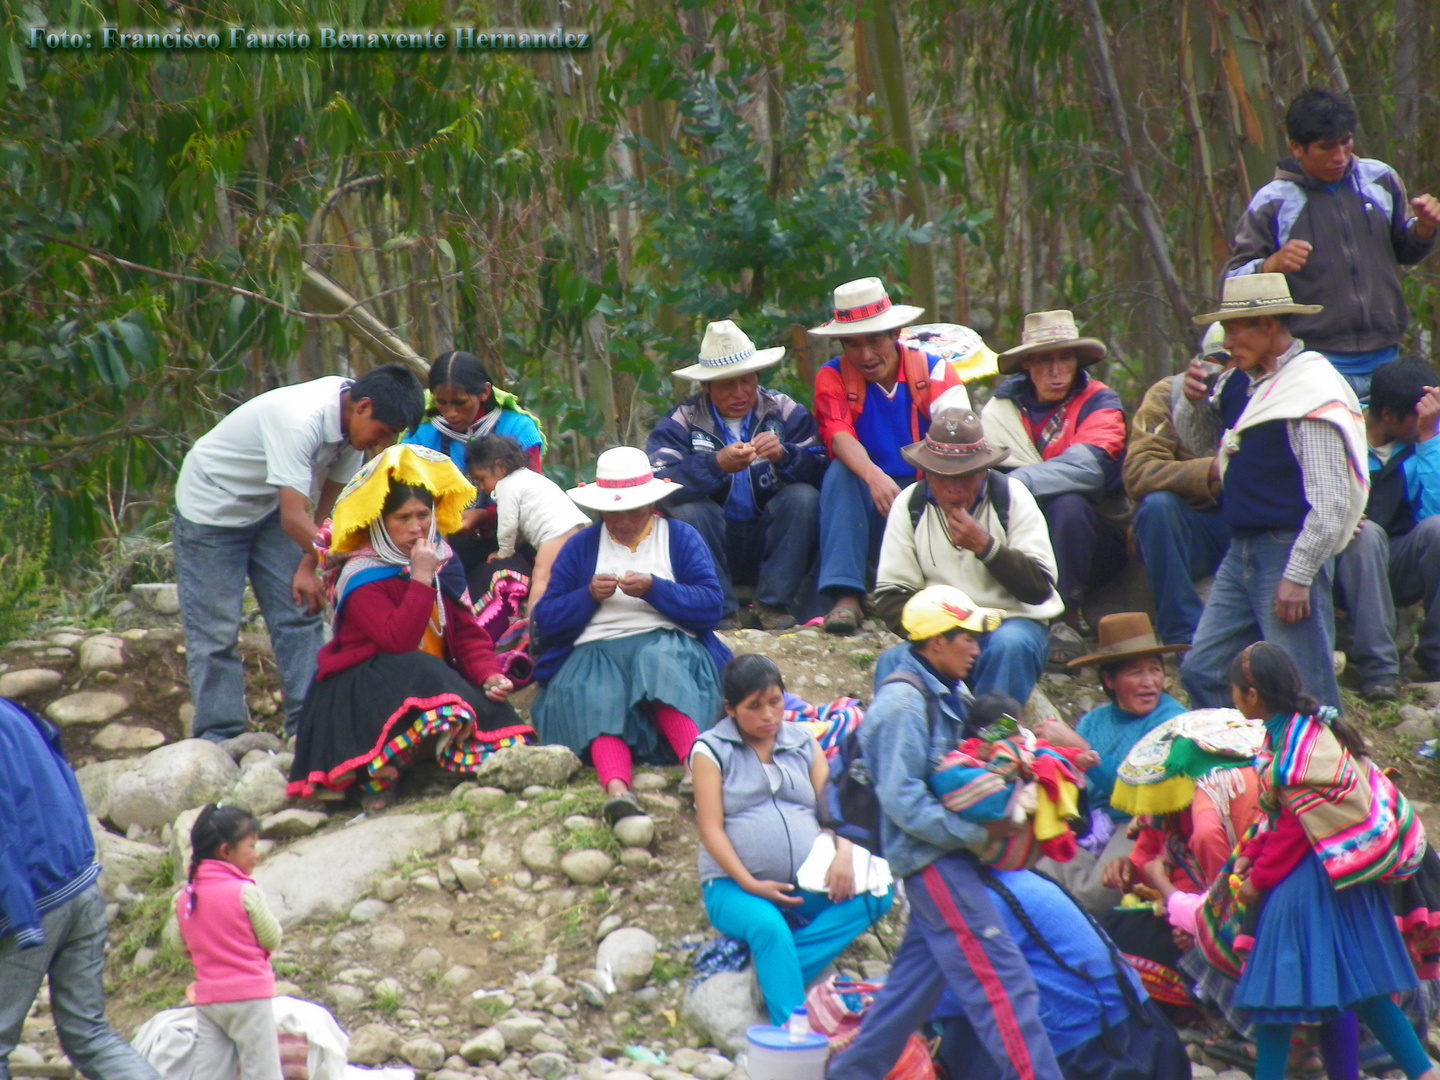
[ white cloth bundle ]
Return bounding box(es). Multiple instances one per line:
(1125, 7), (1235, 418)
(796, 834), (893, 898)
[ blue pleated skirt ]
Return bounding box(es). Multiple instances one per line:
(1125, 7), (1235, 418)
(1234, 850), (1417, 1024)
(530, 628), (720, 764)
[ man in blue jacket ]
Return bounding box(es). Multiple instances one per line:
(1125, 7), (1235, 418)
(827, 586), (1063, 1080)
(0, 698), (161, 1080)
(648, 320), (827, 630)
(1335, 357), (1440, 697)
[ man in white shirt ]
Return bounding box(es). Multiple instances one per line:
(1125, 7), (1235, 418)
(173, 364), (424, 742)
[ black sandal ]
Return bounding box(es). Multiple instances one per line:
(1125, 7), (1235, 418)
(603, 791), (644, 824)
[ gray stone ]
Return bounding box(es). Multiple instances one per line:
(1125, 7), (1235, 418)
(46, 690), (130, 727)
(225, 762), (289, 817)
(348, 1022), (402, 1065)
(131, 582), (181, 615)
(77, 635), (125, 674)
(620, 847), (652, 869)
(576, 980), (607, 1008)
(253, 812), (446, 927)
(93, 723), (166, 752)
(219, 731), (283, 761)
(1188, 1068), (1216, 1080)
(472, 744), (582, 791)
(377, 876), (406, 902)
(631, 772), (671, 792)
(0, 668), (63, 699)
(400, 1037), (447, 1069)
(441, 964), (475, 987)
(595, 927), (657, 992)
(669, 1049), (707, 1073)
(465, 785), (510, 810)
(596, 915), (623, 940)
(482, 840), (520, 874)
(1395, 704), (1436, 740)
(372, 977), (403, 1000)
(461, 1028), (507, 1062)
(1214, 1073), (1249, 1080)
(564, 815), (597, 832)
(681, 971), (767, 1055)
(247, 693), (278, 718)
(106, 739), (239, 829)
(239, 748), (279, 770)
(328, 983), (366, 1006)
(7, 1046), (45, 1066)
(522, 784), (550, 798)
(451, 857), (485, 892)
(530, 1051), (573, 1079)
(495, 1015), (545, 1047)
(370, 924), (406, 954)
(49, 632), (86, 647)
(75, 758), (135, 821)
(531, 1032), (569, 1053)
(612, 815), (654, 848)
(410, 946), (445, 973)
(88, 818), (167, 900)
(692, 1060), (734, 1080)
(560, 850), (613, 885)
(178, 702), (195, 738)
(349, 898), (389, 923)
(521, 828), (561, 874)
(259, 809), (328, 839)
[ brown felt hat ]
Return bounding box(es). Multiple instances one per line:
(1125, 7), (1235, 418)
(900, 407), (1010, 477)
(1067, 612), (1189, 669)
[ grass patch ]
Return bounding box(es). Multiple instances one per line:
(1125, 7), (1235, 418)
(374, 983), (402, 1016)
(554, 821), (621, 858)
(590, 886), (612, 909)
(651, 952), (691, 983)
(557, 906), (589, 947)
(850, 651), (877, 668)
(473, 995), (511, 1021)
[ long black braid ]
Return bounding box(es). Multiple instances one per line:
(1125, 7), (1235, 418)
(186, 804), (260, 914)
(975, 863), (1151, 1054)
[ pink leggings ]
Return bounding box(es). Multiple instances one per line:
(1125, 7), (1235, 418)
(590, 704), (699, 789)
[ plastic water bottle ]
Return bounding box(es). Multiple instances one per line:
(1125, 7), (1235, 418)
(787, 1005), (810, 1043)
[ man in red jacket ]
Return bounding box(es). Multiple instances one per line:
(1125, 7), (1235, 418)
(980, 311), (1129, 666)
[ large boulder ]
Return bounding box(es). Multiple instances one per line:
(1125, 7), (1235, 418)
(347, 1024), (402, 1066)
(89, 817), (168, 899)
(74, 758), (137, 822)
(46, 691), (129, 727)
(471, 745), (581, 791)
(682, 971), (768, 1056)
(224, 761), (289, 817)
(595, 927), (657, 992)
(0, 668), (63, 699)
(108, 740), (240, 830)
(253, 812), (445, 927)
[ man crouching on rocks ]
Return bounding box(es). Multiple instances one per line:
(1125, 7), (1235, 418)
(825, 586), (1063, 1080)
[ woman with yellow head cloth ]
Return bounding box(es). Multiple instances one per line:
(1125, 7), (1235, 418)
(287, 445), (534, 812)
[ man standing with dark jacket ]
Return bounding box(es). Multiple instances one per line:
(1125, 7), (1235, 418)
(0, 699), (162, 1080)
(648, 320), (827, 629)
(1224, 87), (1440, 400)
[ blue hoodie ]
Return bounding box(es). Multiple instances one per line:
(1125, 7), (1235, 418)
(0, 699), (99, 948)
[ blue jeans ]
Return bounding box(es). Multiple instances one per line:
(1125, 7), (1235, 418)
(0, 884), (161, 1080)
(1322, 346), (1397, 405)
(818, 460), (891, 598)
(703, 878), (893, 1026)
(1334, 516), (1440, 682)
(1131, 492), (1231, 646)
(873, 618), (1048, 706)
(827, 856), (1062, 1080)
(666, 483), (820, 617)
(173, 510), (324, 740)
(1179, 531), (1340, 709)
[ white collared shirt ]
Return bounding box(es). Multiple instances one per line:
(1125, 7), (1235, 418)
(176, 376), (362, 527)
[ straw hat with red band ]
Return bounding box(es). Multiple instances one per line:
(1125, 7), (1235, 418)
(811, 277), (925, 337)
(567, 446), (680, 512)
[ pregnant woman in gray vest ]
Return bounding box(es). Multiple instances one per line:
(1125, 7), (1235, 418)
(692, 655), (894, 1025)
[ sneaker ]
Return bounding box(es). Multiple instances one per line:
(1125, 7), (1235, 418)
(754, 603), (797, 631)
(1361, 678), (1399, 702)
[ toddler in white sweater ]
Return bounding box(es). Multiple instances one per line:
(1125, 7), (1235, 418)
(466, 435), (589, 610)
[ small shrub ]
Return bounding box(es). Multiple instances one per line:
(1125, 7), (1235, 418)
(0, 464), (50, 640)
(374, 984), (402, 1015)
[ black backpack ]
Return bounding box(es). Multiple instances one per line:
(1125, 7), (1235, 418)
(907, 469), (1011, 534)
(823, 670), (942, 854)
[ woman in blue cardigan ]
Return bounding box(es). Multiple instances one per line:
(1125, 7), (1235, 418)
(531, 447), (731, 824)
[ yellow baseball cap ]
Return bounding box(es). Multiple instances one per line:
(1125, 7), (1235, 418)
(902, 585), (1004, 641)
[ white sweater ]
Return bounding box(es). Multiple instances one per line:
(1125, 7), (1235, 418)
(493, 469), (591, 558)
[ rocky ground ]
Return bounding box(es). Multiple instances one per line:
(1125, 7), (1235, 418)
(6, 582), (1440, 1080)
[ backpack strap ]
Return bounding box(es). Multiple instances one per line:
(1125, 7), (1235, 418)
(840, 345), (935, 433)
(840, 357), (867, 425)
(907, 479), (929, 531)
(907, 472), (1008, 536)
(879, 670), (942, 741)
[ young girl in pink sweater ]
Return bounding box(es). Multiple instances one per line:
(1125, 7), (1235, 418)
(176, 804), (283, 1080)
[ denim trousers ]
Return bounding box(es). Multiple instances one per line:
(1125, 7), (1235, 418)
(873, 618), (1049, 706)
(1334, 516), (1440, 682)
(666, 482), (820, 617)
(817, 460), (891, 599)
(1179, 531), (1340, 709)
(827, 855), (1062, 1080)
(703, 878), (894, 1026)
(1130, 492), (1231, 646)
(173, 510), (324, 740)
(0, 884), (162, 1080)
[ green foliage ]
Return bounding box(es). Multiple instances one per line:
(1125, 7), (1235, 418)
(0, 464), (51, 640)
(650, 952), (691, 983)
(373, 982), (402, 1015)
(555, 820), (621, 859)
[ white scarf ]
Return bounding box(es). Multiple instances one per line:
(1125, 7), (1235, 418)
(431, 409), (501, 444)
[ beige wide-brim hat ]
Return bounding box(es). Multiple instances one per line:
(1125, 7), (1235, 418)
(672, 320), (786, 382)
(998, 310), (1107, 374)
(1192, 272), (1324, 325)
(811, 277), (925, 337)
(568, 446), (680, 512)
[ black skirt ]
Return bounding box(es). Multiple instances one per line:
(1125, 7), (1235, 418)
(287, 651), (534, 797)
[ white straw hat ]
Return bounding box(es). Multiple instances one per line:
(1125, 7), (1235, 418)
(1192, 273), (1324, 325)
(567, 446), (679, 512)
(811, 277), (925, 337)
(998, 310), (1107, 374)
(672, 320), (786, 382)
